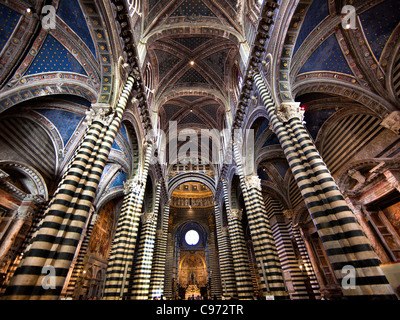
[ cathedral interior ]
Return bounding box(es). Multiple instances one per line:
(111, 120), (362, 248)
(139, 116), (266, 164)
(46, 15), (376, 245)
(0, 0), (399, 301)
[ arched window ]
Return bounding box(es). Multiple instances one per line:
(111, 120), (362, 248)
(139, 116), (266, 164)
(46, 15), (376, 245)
(231, 63), (243, 104)
(127, 0), (142, 17)
(144, 63), (154, 100)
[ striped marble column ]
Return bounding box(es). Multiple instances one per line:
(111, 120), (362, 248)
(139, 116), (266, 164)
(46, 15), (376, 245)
(213, 201), (237, 298)
(129, 182), (161, 299)
(232, 144), (288, 299)
(102, 143), (154, 300)
(292, 226), (321, 299)
(254, 71), (397, 299)
(61, 206), (96, 299)
(264, 196), (320, 299)
(148, 203), (170, 299)
(222, 180), (253, 299)
(2, 74), (137, 300)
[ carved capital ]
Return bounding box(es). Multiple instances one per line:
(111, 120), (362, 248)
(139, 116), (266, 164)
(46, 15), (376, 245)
(123, 176), (144, 195)
(276, 102), (304, 123)
(141, 211), (156, 224)
(244, 175), (261, 191)
(15, 194), (45, 220)
(84, 103), (114, 126)
(16, 206), (34, 220)
(380, 111), (400, 135)
(283, 209), (294, 220)
(91, 212), (100, 225)
(228, 209), (243, 221)
(383, 170), (400, 192)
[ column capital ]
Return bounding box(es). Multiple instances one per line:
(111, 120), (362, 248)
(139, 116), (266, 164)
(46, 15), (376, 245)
(283, 209), (294, 220)
(244, 175), (261, 191)
(15, 194), (46, 220)
(380, 111), (400, 135)
(228, 209), (243, 221)
(141, 211), (156, 224)
(345, 197), (364, 216)
(15, 207), (34, 220)
(123, 176), (144, 195)
(383, 169), (400, 192)
(276, 102), (304, 123)
(22, 194), (46, 204)
(84, 103), (114, 126)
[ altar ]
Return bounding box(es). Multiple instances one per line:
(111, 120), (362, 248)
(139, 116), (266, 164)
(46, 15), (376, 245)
(185, 285), (201, 300)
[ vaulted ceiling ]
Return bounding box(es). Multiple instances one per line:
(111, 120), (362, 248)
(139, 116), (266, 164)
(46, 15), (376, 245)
(142, 0), (243, 131)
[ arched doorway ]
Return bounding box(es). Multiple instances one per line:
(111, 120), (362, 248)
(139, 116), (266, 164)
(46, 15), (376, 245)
(165, 181), (221, 299)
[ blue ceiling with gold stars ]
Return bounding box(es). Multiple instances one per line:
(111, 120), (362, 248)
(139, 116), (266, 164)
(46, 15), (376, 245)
(177, 68), (208, 84)
(180, 112), (205, 125)
(149, 0), (160, 12)
(154, 49), (182, 80)
(35, 108), (84, 146)
(0, 3), (21, 52)
(57, 0), (97, 58)
(294, 0), (399, 77)
(299, 34), (353, 75)
(294, 0), (329, 55)
(203, 49), (229, 79)
(172, 36), (212, 51)
(24, 35), (87, 76)
(171, 0), (216, 17)
(359, 0), (400, 61)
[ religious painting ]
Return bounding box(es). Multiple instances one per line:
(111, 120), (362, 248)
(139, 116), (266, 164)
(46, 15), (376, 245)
(88, 201), (115, 260)
(382, 202), (400, 236)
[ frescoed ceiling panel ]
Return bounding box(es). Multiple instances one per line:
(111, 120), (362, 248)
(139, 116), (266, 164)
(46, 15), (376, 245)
(57, 0), (97, 58)
(293, 0), (329, 55)
(359, 0), (400, 61)
(171, 0), (216, 17)
(200, 104), (219, 119)
(179, 112), (205, 125)
(163, 104), (184, 120)
(298, 34), (353, 75)
(262, 133), (280, 148)
(172, 36), (213, 51)
(149, 0), (160, 12)
(24, 34), (87, 76)
(202, 49), (229, 79)
(108, 171), (128, 189)
(304, 107), (337, 140)
(0, 3), (21, 53)
(35, 108), (84, 146)
(154, 49), (182, 80)
(177, 68), (208, 84)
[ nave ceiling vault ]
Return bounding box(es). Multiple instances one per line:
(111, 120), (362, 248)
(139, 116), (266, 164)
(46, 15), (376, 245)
(0, 0), (399, 301)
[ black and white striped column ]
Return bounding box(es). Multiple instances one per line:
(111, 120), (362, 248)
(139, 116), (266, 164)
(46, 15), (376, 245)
(213, 201), (237, 298)
(148, 203), (170, 299)
(232, 145), (288, 299)
(222, 180), (253, 299)
(254, 71), (397, 299)
(264, 196), (320, 299)
(2, 74), (137, 300)
(61, 206), (96, 299)
(102, 143), (154, 300)
(129, 182), (161, 299)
